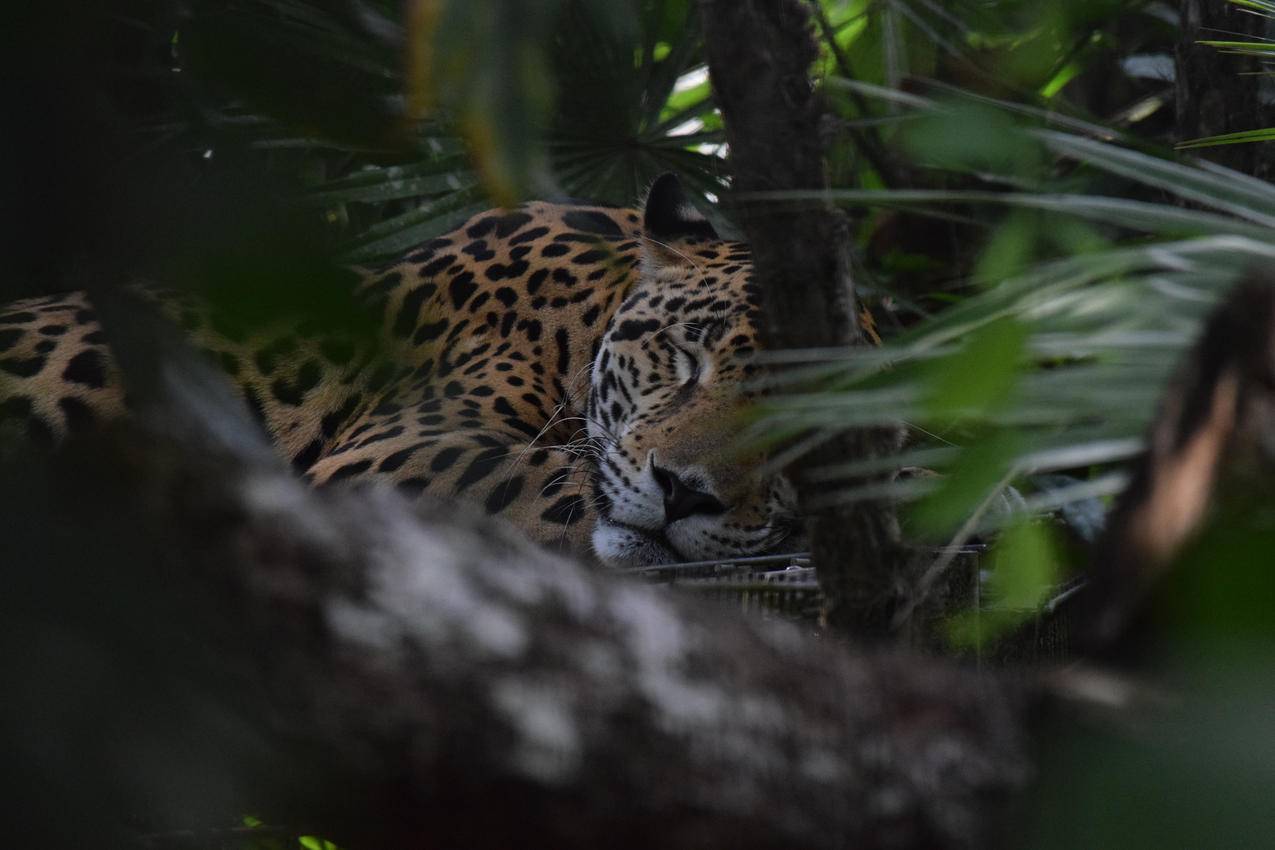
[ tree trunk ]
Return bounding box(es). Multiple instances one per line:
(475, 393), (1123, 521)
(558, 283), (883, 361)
(1176, 0), (1275, 180)
(697, 0), (909, 639)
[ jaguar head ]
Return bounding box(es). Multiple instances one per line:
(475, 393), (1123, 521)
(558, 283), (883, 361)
(586, 174), (802, 567)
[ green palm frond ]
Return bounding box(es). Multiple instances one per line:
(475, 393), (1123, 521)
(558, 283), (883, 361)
(547, 0), (725, 204)
(1178, 128), (1275, 149)
(1227, 0), (1275, 14)
(754, 109), (1274, 542)
(135, 1), (724, 266)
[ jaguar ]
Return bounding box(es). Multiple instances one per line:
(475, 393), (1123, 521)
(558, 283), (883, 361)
(0, 174), (800, 566)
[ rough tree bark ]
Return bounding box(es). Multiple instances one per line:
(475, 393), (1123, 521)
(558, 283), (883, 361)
(0, 300), (1032, 850)
(1176, 0), (1275, 181)
(697, 0), (909, 639)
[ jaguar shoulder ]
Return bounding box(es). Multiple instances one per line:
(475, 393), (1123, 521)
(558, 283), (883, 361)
(0, 174), (799, 566)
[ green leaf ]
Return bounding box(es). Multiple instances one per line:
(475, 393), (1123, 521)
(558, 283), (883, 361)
(298, 837), (342, 850)
(1197, 39), (1275, 53)
(756, 187), (1275, 241)
(974, 212), (1039, 284)
(909, 431), (1024, 537)
(987, 519), (1063, 609)
(341, 187), (486, 261)
(902, 102), (1041, 175)
(1177, 127), (1275, 150)
(1226, 0), (1275, 14)
(757, 233), (1275, 524)
(305, 155), (471, 205)
(925, 316), (1027, 418)
(946, 519), (1063, 649)
(1037, 130), (1275, 227)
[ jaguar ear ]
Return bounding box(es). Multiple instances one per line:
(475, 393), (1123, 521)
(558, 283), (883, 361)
(643, 173), (719, 245)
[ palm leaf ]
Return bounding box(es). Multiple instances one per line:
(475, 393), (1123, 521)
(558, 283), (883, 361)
(757, 107), (1275, 530)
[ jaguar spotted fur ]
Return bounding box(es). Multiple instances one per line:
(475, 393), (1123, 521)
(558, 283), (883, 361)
(0, 174), (800, 565)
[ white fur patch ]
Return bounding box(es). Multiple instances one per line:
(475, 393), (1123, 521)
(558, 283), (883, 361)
(592, 519), (677, 567)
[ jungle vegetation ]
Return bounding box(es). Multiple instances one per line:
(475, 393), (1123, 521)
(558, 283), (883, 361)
(4, 1), (1275, 847)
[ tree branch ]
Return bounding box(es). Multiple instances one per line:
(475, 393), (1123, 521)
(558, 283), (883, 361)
(0, 299), (1030, 850)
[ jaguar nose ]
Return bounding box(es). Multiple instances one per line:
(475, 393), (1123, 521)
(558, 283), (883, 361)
(651, 463), (727, 523)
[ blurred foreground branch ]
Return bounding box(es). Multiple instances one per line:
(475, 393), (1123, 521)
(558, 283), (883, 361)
(0, 298), (1030, 849)
(1085, 277), (1275, 652)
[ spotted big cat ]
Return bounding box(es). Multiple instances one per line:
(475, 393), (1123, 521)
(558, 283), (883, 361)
(0, 174), (801, 566)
